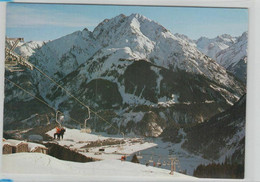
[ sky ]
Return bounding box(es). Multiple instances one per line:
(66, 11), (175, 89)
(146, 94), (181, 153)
(6, 3), (248, 42)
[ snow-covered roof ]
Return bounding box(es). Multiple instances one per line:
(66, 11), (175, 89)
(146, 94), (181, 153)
(2, 141), (12, 146)
(5, 139), (27, 146)
(27, 142), (47, 151)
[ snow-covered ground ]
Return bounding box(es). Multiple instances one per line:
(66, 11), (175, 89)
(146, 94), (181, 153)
(45, 128), (210, 175)
(2, 153), (197, 180)
(46, 128), (157, 160)
(1, 128), (198, 180)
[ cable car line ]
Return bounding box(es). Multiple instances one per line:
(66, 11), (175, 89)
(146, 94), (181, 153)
(30, 63), (119, 132)
(5, 77), (83, 127)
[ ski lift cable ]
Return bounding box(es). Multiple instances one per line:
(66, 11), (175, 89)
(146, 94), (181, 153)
(5, 78), (83, 126)
(30, 63), (120, 132)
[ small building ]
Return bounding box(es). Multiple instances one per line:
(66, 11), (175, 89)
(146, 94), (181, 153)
(2, 141), (12, 154)
(2, 139), (48, 154)
(28, 142), (48, 154)
(7, 139), (29, 153)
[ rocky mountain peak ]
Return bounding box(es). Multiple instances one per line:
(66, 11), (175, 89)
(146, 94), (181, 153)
(237, 31), (248, 42)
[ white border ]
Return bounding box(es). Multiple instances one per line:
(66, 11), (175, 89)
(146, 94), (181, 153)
(0, 2), (6, 177)
(1, 0), (259, 181)
(1, 0), (254, 8)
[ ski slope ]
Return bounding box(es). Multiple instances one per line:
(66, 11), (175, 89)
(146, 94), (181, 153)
(2, 153), (196, 179)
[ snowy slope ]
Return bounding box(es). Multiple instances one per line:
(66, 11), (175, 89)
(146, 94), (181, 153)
(174, 33), (197, 47)
(216, 32), (247, 68)
(30, 29), (99, 78)
(2, 153), (196, 179)
(46, 128), (157, 160)
(47, 128), (108, 142)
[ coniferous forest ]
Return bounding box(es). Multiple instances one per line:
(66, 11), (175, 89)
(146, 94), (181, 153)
(193, 162), (244, 178)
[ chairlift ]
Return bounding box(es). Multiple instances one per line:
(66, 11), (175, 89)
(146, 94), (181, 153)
(5, 37), (34, 72)
(118, 132), (125, 150)
(157, 157), (162, 167)
(81, 106), (91, 133)
(9, 69), (24, 72)
(56, 110), (63, 128)
(5, 61), (18, 66)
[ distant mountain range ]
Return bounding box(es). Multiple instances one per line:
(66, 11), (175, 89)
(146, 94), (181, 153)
(196, 32), (248, 83)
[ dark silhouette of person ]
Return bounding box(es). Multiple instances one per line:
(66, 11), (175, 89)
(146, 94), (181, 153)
(54, 127), (66, 140)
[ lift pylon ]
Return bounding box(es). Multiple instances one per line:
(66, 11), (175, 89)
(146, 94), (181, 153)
(5, 37), (34, 72)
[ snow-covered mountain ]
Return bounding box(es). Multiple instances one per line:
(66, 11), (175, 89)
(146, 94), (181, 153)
(196, 32), (247, 82)
(15, 41), (45, 57)
(174, 33), (197, 47)
(29, 29), (99, 80)
(85, 13), (240, 88)
(6, 39), (45, 57)
(26, 13), (242, 88)
(215, 32), (248, 82)
(4, 13), (246, 137)
(196, 34), (237, 60)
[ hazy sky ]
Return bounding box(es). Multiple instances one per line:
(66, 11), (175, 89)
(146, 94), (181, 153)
(6, 3), (248, 41)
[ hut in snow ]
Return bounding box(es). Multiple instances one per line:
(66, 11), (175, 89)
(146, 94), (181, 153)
(2, 139), (48, 154)
(28, 142), (48, 154)
(2, 140), (12, 154)
(6, 139), (29, 153)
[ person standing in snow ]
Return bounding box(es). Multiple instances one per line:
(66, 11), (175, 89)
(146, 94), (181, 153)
(60, 127), (66, 139)
(54, 126), (61, 139)
(54, 126), (66, 140)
